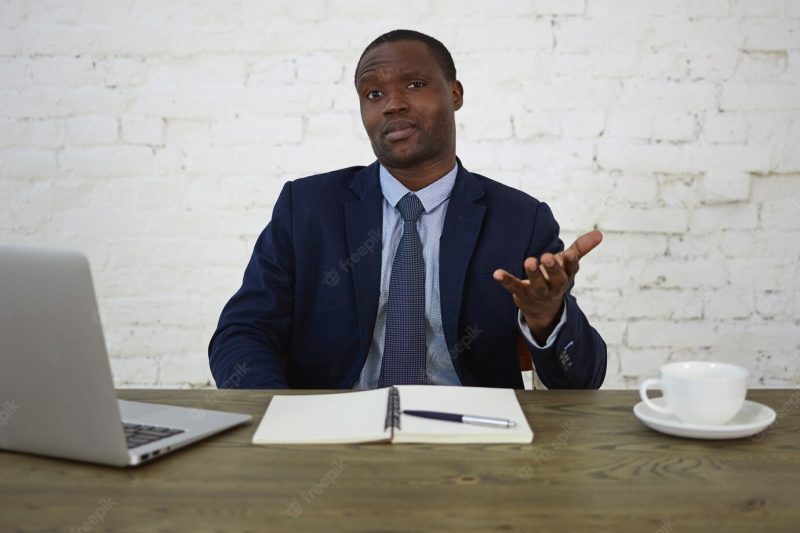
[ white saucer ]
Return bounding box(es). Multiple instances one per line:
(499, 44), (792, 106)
(633, 398), (776, 440)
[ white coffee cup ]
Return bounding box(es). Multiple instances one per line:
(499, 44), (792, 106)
(639, 361), (748, 426)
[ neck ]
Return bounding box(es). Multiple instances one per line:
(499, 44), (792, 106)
(382, 155), (457, 191)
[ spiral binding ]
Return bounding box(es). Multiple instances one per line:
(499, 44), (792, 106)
(384, 386), (401, 431)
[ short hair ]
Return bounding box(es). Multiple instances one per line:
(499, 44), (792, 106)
(355, 29), (457, 84)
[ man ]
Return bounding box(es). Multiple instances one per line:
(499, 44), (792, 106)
(209, 29), (606, 390)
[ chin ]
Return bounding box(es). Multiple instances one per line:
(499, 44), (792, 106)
(377, 146), (426, 168)
(382, 155), (424, 169)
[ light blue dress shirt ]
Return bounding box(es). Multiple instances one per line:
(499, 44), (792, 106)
(353, 164), (567, 389)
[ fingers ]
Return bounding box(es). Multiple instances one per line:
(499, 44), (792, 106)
(563, 230), (603, 277)
(524, 257), (555, 289)
(522, 257), (548, 283)
(566, 230), (603, 260)
(496, 259), (553, 298)
(539, 253), (569, 289)
(497, 255), (566, 293)
(492, 268), (528, 295)
(493, 230), (601, 304)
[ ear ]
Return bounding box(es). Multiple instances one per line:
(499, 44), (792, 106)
(451, 80), (464, 111)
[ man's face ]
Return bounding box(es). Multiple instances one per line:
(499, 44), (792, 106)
(355, 40), (463, 170)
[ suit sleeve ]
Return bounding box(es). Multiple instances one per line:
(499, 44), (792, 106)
(208, 182), (295, 388)
(522, 202), (607, 389)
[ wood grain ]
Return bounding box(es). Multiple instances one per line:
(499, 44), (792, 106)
(1, 389), (797, 532)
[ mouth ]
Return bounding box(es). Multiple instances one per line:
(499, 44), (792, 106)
(382, 120), (417, 142)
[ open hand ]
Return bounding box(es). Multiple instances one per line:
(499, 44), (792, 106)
(493, 230), (603, 344)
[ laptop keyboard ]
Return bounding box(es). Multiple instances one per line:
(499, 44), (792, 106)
(123, 422), (185, 449)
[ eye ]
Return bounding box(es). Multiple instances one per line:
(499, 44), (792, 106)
(366, 90), (383, 100)
(408, 81), (425, 89)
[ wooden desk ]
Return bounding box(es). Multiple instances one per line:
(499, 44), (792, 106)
(1, 390), (798, 532)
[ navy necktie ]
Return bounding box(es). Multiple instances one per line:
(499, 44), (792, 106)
(378, 193), (427, 387)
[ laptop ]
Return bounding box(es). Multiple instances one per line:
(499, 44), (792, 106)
(0, 245), (251, 467)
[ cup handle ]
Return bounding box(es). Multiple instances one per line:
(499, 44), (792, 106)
(639, 378), (672, 416)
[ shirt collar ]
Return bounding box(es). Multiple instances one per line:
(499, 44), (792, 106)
(379, 163), (458, 213)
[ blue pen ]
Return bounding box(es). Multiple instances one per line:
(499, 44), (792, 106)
(402, 410), (517, 428)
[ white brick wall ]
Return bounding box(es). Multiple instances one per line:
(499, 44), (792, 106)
(1, 0), (798, 389)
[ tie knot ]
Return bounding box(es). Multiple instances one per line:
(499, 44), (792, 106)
(396, 193), (424, 223)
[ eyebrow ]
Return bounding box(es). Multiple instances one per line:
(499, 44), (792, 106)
(355, 72), (378, 86)
(356, 69), (430, 86)
(398, 69), (428, 79)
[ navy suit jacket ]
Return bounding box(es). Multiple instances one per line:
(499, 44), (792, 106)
(209, 160), (606, 389)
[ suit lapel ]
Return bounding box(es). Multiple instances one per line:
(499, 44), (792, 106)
(439, 163), (486, 373)
(344, 162), (383, 362)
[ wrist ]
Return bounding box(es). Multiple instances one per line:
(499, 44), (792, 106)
(522, 302), (564, 345)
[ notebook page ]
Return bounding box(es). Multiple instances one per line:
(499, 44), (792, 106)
(392, 385), (533, 444)
(252, 388), (392, 444)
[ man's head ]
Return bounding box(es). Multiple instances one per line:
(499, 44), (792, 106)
(354, 30), (463, 177)
(355, 30), (457, 84)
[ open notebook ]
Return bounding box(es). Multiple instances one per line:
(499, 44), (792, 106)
(252, 385), (534, 444)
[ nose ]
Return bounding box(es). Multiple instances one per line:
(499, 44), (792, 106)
(382, 90), (408, 115)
